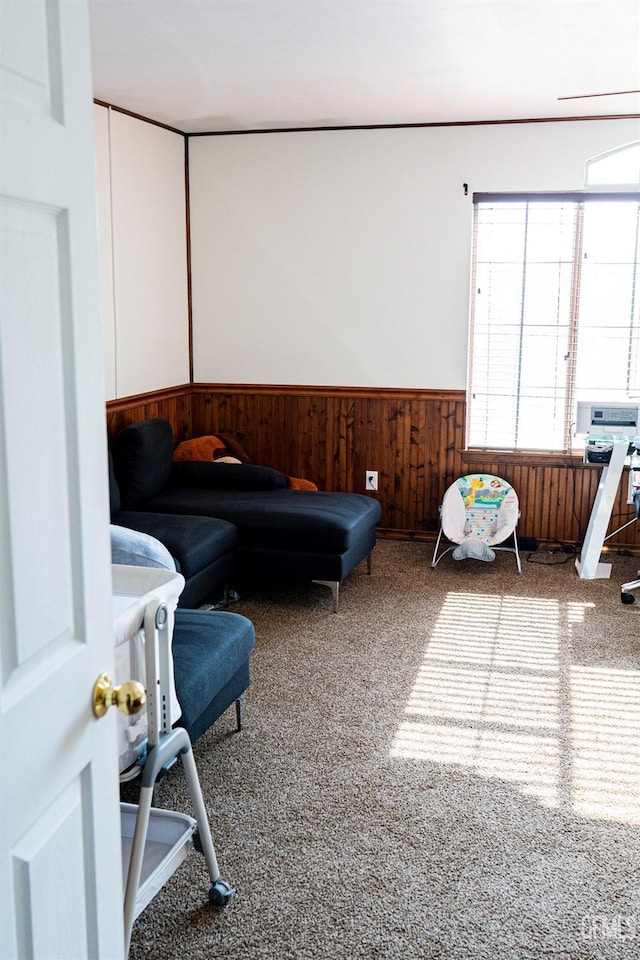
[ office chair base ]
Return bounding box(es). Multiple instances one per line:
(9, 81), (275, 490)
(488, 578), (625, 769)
(621, 575), (640, 603)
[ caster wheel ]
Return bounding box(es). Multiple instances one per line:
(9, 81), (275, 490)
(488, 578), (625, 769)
(621, 592), (635, 604)
(209, 879), (235, 906)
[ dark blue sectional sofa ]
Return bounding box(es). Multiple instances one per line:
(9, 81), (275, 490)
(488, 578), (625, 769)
(110, 417), (381, 612)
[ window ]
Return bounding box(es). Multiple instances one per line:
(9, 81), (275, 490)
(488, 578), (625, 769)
(466, 144), (640, 452)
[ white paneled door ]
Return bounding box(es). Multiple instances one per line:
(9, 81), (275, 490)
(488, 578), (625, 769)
(0, 1), (124, 957)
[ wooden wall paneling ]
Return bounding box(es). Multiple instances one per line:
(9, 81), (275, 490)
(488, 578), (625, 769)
(388, 397), (403, 528)
(255, 392), (280, 468)
(452, 399), (466, 482)
(562, 463), (575, 542)
(379, 399), (397, 527)
(110, 386), (640, 550)
(552, 467), (564, 543)
(425, 399), (445, 532)
(408, 397), (428, 535)
(106, 388), (192, 443)
(575, 466), (589, 543)
(331, 394), (348, 491)
(527, 465), (540, 538)
(190, 390), (213, 435)
(345, 396), (358, 492)
(298, 395), (313, 483)
(385, 399), (405, 529)
(236, 392), (260, 456)
(508, 462), (522, 526)
(285, 393), (303, 477)
(231, 391), (258, 459)
(526, 465), (543, 540)
(443, 399), (461, 492)
(255, 394), (291, 471)
(579, 467), (599, 543)
(564, 463), (581, 544)
(351, 397), (368, 496)
(565, 464), (578, 541)
(548, 467), (562, 541)
(566, 461), (586, 543)
(396, 398), (412, 521)
(440, 399), (454, 495)
(195, 391), (224, 442)
(322, 395), (338, 491)
(200, 391), (255, 459)
(301, 395), (328, 489)
(331, 396), (351, 493)
(365, 397), (384, 503)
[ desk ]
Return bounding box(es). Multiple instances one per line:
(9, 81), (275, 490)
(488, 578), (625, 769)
(575, 440), (632, 579)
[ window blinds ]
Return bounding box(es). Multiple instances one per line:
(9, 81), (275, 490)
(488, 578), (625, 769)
(467, 193), (640, 451)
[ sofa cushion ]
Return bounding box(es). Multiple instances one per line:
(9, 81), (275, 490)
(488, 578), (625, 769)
(113, 417), (174, 507)
(171, 460), (288, 491)
(141, 488), (381, 553)
(172, 609), (255, 735)
(112, 510), (236, 579)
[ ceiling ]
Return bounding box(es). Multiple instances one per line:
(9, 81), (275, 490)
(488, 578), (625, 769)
(88, 0), (640, 134)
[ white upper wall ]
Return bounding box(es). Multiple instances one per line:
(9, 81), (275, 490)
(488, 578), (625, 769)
(93, 104), (116, 399)
(95, 105), (189, 400)
(189, 118), (640, 390)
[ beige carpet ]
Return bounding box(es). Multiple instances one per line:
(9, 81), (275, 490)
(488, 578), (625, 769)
(127, 541), (640, 960)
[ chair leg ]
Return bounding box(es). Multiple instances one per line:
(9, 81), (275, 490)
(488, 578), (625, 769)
(513, 532), (522, 574)
(235, 698), (242, 731)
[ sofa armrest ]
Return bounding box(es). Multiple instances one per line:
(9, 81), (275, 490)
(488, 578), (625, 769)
(171, 460), (288, 491)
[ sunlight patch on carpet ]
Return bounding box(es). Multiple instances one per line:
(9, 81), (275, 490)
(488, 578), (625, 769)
(390, 591), (640, 824)
(569, 665), (640, 824)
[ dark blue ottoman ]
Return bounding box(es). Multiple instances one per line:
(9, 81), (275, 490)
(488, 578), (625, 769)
(172, 609), (256, 744)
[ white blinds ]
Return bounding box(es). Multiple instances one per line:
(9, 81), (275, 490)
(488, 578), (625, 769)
(467, 193), (640, 451)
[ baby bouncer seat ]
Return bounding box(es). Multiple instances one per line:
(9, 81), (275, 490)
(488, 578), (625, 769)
(431, 474), (522, 573)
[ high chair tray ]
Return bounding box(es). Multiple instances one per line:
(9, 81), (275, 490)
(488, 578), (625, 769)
(120, 802), (196, 919)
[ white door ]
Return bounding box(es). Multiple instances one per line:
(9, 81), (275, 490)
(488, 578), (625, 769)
(0, 1), (125, 957)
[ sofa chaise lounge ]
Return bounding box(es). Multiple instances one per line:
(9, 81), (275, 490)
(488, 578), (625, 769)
(110, 417), (381, 611)
(110, 453), (237, 609)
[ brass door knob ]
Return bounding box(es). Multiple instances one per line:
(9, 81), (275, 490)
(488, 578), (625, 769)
(92, 673), (147, 718)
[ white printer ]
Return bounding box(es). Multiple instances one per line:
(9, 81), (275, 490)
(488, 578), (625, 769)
(575, 402), (640, 463)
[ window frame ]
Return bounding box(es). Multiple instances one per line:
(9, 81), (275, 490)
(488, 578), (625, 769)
(466, 189), (640, 457)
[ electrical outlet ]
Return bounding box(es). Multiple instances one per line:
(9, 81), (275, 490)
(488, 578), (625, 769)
(366, 470), (378, 491)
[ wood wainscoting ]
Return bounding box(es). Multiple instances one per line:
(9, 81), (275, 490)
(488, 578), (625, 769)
(107, 383), (640, 551)
(106, 385), (193, 444)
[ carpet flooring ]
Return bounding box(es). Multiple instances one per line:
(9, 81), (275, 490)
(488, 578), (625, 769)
(127, 540), (640, 960)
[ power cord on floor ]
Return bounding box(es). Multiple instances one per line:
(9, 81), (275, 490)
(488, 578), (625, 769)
(526, 540), (579, 565)
(526, 550), (572, 565)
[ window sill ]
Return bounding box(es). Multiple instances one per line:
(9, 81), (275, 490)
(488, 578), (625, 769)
(462, 448), (585, 467)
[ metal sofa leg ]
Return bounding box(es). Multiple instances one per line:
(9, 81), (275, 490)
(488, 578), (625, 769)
(312, 579), (340, 613)
(235, 698), (242, 731)
(331, 581), (339, 613)
(367, 551), (373, 575)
